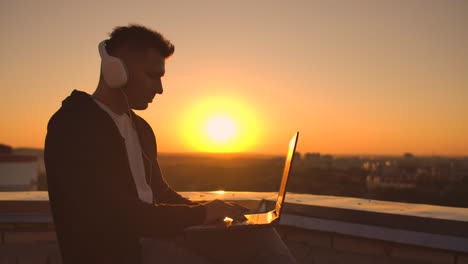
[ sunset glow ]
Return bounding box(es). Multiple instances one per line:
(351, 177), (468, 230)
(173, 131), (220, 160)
(1, 1), (467, 156)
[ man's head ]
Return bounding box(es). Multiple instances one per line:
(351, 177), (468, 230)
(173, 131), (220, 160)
(102, 24), (174, 110)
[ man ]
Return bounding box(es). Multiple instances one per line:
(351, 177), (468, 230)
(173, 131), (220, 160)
(45, 24), (295, 264)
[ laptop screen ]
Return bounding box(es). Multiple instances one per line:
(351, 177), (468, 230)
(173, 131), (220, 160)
(275, 132), (299, 220)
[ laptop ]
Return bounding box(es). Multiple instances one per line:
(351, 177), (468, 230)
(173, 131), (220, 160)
(185, 131), (299, 231)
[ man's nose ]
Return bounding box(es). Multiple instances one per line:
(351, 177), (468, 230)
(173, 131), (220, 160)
(154, 86), (163, 94)
(154, 79), (163, 94)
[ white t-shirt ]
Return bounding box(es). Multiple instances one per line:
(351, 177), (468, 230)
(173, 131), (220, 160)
(93, 98), (154, 204)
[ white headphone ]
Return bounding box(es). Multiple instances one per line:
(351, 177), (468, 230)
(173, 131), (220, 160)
(98, 40), (128, 89)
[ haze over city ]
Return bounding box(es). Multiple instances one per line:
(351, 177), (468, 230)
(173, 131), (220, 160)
(1, 0), (467, 156)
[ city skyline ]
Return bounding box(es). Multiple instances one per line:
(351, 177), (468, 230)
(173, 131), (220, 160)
(1, 0), (467, 155)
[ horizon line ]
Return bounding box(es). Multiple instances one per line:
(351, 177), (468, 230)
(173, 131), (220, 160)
(7, 146), (468, 158)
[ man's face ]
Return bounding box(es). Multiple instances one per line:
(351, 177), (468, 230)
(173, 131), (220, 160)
(123, 48), (165, 110)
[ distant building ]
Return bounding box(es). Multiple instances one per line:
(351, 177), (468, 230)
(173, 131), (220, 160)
(366, 159), (417, 189)
(293, 152), (302, 161)
(333, 157), (362, 171)
(0, 144), (13, 154)
(304, 153), (320, 160)
(0, 145), (39, 191)
(451, 160), (468, 182)
(302, 153), (333, 170)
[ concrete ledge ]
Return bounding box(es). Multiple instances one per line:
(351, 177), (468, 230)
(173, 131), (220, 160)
(0, 200), (51, 214)
(0, 214), (53, 224)
(4, 231), (57, 244)
(458, 255), (468, 264)
(2, 191), (468, 256)
(283, 227), (332, 248)
(280, 201), (468, 238)
(390, 245), (455, 264)
(333, 236), (387, 256)
(281, 214), (468, 253)
(0, 244), (61, 264)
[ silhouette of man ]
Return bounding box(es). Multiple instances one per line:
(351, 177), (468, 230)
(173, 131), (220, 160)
(45, 24), (296, 264)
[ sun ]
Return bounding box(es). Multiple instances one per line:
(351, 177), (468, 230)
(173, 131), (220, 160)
(180, 96), (261, 153)
(205, 116), (237, 142)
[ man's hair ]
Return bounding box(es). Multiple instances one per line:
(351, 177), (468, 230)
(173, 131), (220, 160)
(106, 24), (175, 58)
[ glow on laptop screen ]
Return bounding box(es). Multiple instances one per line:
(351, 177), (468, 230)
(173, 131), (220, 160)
(275, 132), (299, 215)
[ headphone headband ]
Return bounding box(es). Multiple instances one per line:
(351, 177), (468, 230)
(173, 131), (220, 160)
(98, 40), (110, 59)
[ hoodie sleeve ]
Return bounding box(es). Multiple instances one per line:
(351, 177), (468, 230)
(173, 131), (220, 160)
(45, 109), (206, 237)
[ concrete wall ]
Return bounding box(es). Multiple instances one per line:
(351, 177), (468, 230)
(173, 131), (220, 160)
(1, 224), (468, 264)
(0, 161), (38, 191)
(278, 226), (468, 264)
(1, 194), (468, 263)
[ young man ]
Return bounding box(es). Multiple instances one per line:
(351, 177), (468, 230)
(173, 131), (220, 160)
(45, 24), (295, 264)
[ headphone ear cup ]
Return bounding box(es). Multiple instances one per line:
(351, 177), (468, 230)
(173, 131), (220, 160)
(98, 40), (128, 89)
(101, 57), (128, 89)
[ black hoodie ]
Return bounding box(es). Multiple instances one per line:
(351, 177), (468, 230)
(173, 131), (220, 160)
(45, 90), (206, 264)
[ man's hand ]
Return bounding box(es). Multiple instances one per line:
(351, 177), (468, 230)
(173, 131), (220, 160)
(202, 199), (249, 224)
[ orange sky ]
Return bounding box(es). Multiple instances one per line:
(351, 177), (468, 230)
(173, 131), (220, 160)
(1, 0), (467, 156)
